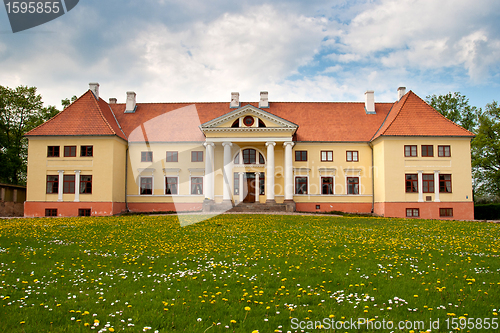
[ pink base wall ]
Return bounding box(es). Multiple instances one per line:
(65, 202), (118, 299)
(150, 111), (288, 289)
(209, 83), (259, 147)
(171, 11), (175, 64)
(24, 202), (126, 217)
(296, 202), (372, 214)
(374, 201), (474, 220)
(127, 202), (202, 213)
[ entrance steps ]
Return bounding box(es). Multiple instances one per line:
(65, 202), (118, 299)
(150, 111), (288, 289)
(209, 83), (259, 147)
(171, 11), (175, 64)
(228, 202), (289, 213)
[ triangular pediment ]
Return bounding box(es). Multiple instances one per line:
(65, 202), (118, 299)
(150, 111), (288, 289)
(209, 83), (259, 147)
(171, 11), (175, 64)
(200, 104), (298, 134)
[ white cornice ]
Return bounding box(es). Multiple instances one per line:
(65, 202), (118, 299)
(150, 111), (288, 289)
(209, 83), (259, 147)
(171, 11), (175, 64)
(200, 104), (298, 130)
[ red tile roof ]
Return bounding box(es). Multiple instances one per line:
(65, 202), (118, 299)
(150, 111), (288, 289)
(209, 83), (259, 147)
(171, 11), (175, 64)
(111, 102), (394, 142)
(27, 89), (474, 143)
(371, 91), (474, 140)
(25, 90), (127, 140)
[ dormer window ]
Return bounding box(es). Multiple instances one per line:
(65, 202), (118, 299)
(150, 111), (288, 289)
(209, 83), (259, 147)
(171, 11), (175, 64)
(243, 116), (254, 127)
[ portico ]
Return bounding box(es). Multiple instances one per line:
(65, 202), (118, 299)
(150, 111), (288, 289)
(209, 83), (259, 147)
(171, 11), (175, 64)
(199, 104), (298, 211)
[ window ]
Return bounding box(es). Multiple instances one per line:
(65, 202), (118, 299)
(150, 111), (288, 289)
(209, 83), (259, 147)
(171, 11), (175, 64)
(439, 208), (453, 217)
(439, 174), (452, 193)
(295, 151), (307, 161)
(64, 146), (76, 157)
(422, 174), (434, 193)
(46, 175), (59, 194)
(243, 116), (254, 126)
(322, 177), (334, 194)
(63, 175), (75, 194)
(438, 145), (451, 157)
(45, 209), (57, 217)
(259, 153), (265, 165)
(346, 151), (358, 162)
(141, 151), (153, 162)
(259, 173), (265, 195)
(80, 175), (92, 194)
(404, 145), (417, 157)
(140, 177), (153, 195)
(405, 174), (418, 193)
(421, 145), (433, 157)
(242, 149), (256, 164)
(234, 153), (240, 164)
(321, 151), (333, 162)
(165, 177), (178, 195)
(191, 177), (203, 195)
(78, 209), (91, 217)
(347, 177), (359, 194)
(191, 151), (203, 162)
(47, 146), (60, 157)
(406, 208), (420, 217)
(295, 177), (308, 195)
(80, 146), (93, 157)
(234, 173), (240, 195)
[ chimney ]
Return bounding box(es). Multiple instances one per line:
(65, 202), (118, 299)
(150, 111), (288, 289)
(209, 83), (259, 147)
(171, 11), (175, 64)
(259, 91), (269, 108)
(364, 90), (375, 114)
(89, 82), (99, 99)
(109, 98), (117, 104)
(230, 92), (240, 108)
(125, 91), (137, 113)
(398, 87), (406, 101)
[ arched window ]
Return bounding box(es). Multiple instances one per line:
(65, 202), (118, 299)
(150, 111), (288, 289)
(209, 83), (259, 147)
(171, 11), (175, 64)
(259, 152), (265, 164)
(258, 119), (266, 128)
(242, 149), (256, 164)
(231, 119), (239, 128)
(234, 152), (240, 164)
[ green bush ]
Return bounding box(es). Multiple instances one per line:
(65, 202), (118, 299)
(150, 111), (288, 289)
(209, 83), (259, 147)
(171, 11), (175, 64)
(474, 203), (500, 220)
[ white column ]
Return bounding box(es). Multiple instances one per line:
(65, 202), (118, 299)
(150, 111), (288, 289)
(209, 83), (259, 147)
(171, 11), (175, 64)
(418, 170), (423, 202)
(222, 142), (233, 202)
(266, 142), (276, 202)
(239, 172), (244, 203)
(74, 170), (81, 202)
(58, 170), (64, 202)
(283, 142), (295, 201)
(203, 142), (215, 200)
(255, 172), (260, 203)
(434, 170), (440, 202)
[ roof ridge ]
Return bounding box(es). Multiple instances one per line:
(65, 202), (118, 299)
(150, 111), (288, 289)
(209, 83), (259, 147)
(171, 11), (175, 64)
(90, 93), (117, 136)
(370, 101), (397, 141)
(370, 92), (411, 141)
(25, 90), (91, 136)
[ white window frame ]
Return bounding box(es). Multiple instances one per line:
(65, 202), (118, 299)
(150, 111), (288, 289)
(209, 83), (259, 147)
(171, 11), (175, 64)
(164, 175), (179, 195)
(346, 176), (360, 195)
(190, 176), (204, 195)
(321, 176), (335, 195)
(139, 176), (154, 196)
(294, 175), (309, 195)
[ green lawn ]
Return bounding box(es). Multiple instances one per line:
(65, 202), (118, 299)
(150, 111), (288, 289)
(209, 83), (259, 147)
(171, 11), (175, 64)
(0, 214), (499, 332)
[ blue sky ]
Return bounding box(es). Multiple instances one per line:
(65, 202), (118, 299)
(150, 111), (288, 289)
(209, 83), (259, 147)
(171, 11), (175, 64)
(1, 0), (499, 110)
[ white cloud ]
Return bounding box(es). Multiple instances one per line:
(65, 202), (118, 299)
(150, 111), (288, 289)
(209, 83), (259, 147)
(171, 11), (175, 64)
(128, 4), (327, 102)
(327, 0), (500, 82)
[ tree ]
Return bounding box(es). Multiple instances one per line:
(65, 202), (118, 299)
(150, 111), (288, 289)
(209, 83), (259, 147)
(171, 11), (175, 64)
(472, 101), (500, 198)
(426, 92), (480, 132)
(0, 85), (59, 185)
(61, 95), (77, 109)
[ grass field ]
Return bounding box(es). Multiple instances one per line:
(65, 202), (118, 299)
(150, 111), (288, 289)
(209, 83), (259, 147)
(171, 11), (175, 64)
(0, 214), (499, 332)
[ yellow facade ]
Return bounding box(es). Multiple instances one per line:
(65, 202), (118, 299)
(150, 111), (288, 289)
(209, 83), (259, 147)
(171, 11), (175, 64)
(372, 136), (473, 204)
(26, 136), (127, 203)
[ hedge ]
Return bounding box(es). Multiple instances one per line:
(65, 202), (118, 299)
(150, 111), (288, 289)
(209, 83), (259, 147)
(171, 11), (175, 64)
(474, 203), (500, 220)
